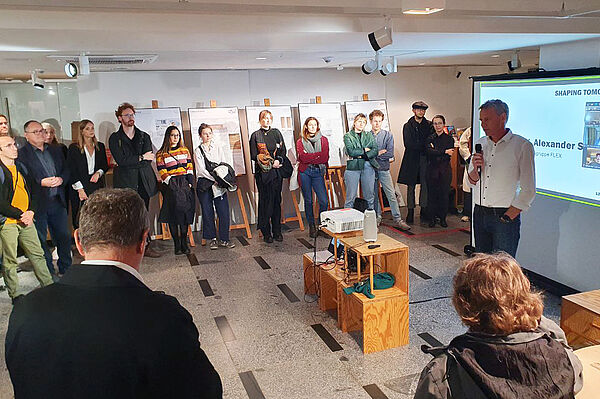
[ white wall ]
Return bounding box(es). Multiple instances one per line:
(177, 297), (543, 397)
(77, 65), (505, 228)
(540, 38), (600, 71)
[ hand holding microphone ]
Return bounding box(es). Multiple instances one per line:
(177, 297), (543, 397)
(472, 143), (484, 177)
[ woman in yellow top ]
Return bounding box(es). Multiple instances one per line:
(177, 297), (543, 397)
(156, 126), (195, 255)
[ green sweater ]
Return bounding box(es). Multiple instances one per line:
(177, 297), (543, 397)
(343, 129), (379, 170)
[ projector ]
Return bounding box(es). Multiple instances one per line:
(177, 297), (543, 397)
(320, 208), (363, 233)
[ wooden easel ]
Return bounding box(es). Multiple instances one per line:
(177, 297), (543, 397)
(199, 99), (253, 245)
(326, 166), (346, 208)
(153, 99), (195, 246)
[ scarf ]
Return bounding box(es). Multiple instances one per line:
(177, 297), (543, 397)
(302, 131), (322, 154)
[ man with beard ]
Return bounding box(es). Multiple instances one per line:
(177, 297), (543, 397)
(397, 101), (433, 224)
(108, 103), (161, 258)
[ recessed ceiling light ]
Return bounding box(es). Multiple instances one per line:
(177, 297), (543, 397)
(256, 57), (267, 60)
(419, 63), (426, 65)
(403, 0), (445, 14)
(403, 8), (444, 14)
(491, 54), (500, 58)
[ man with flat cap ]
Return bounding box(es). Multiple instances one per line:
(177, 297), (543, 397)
(398, 101), (433, 223)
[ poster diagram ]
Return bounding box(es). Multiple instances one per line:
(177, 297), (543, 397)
(245, 106), (296, 162)
(298, 103), (345, 167)
(188, 107), (246, 176)
(344, 100), (390, 133)
(135, 108), (183, 150)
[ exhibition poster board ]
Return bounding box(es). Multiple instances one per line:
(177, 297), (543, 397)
(135, 107), (183, 150)
(245, 105), (296, 162)
(344, 100), (390, 133)
(298, 103), (345, 167)
(188, 107), (246, 176)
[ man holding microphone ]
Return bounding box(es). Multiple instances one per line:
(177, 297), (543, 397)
(468, 99), (535, 257)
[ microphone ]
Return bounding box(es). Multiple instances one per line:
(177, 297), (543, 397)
(475, 143), (482, 176)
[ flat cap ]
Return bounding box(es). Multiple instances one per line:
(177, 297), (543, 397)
(412, 101), (429, 110)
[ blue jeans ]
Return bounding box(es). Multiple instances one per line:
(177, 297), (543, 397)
(34, 197), (72, 275)
(473, 205), (520, 257)
(196, 189), (230, 242)
(344, 162), (376, 210)
(374, 169), (402, 220)
(300, 167), (328, 225)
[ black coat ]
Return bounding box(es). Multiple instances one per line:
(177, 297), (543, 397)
(398, 116), (432, 185)
(425, 132), (455, 180)
(0, 160), (38, 222)
(17, 142), (69, 212)
(5, 264), (223, 399)
(108, 126), (157, 197)
(66, 142), (109, 195)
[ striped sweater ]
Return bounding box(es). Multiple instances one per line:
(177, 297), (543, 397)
(156, 146), (194, 183)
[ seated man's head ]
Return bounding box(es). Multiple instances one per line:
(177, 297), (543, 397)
(453, 252), (543, 335)
(75, 188), (149, 266)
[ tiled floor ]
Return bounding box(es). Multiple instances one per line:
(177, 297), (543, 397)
(0, 210), (563, 398)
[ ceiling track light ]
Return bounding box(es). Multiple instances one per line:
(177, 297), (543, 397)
(507, 50), (522, 72)
(30, 70), (45, 89)
(362, 52), (397, 77)
(368, 25), (393, 51)
(380, 57), (397, 76)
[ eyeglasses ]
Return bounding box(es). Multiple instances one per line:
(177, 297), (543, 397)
(26, 129), (46, 136)
(121, 113), (135, 118)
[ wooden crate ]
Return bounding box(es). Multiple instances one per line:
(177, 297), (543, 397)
(340, 287), (409, 354)
(561, 289), (600, 349)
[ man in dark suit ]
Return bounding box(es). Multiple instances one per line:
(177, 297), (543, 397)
(18, 120), (71, 276)
(5, 188), (223, 399)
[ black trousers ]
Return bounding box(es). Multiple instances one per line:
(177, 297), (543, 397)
(427, 167), (451, 221)
(256, 175), (283, 237)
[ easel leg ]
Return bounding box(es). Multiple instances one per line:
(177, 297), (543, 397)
(237, 188), (253, 239)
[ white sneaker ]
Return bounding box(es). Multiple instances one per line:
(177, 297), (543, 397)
(395, 219), (411, 231)
(461, 216), (470, 222)
(209, 239), (219, 250)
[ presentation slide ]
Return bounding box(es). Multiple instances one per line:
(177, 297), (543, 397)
(188, 107), (246, 176)
(298, 103), (345, 167)
(474, 75), (600, 207)
(135, 107), (183, 150)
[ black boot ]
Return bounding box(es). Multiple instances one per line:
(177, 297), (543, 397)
(173, 235), (182, 255)
(439, 219), (448, 228)
(309, 223), (317, 238)
(180, 226), (191, 254)
(406, 209), (414, 224)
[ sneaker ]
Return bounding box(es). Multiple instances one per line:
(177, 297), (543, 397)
(209, 239), (219, 250)
(394, 219), (411, 231)
(440, 219), (448, 228)
(219, 240), (236, 249)
(461, 216), (470, 222)
(273, 233), (283, 242)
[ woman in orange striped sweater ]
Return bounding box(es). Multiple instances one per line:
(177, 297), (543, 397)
(156, 126), (195, 255)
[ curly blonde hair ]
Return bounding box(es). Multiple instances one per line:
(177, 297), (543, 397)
(452, 252), (543, 335)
